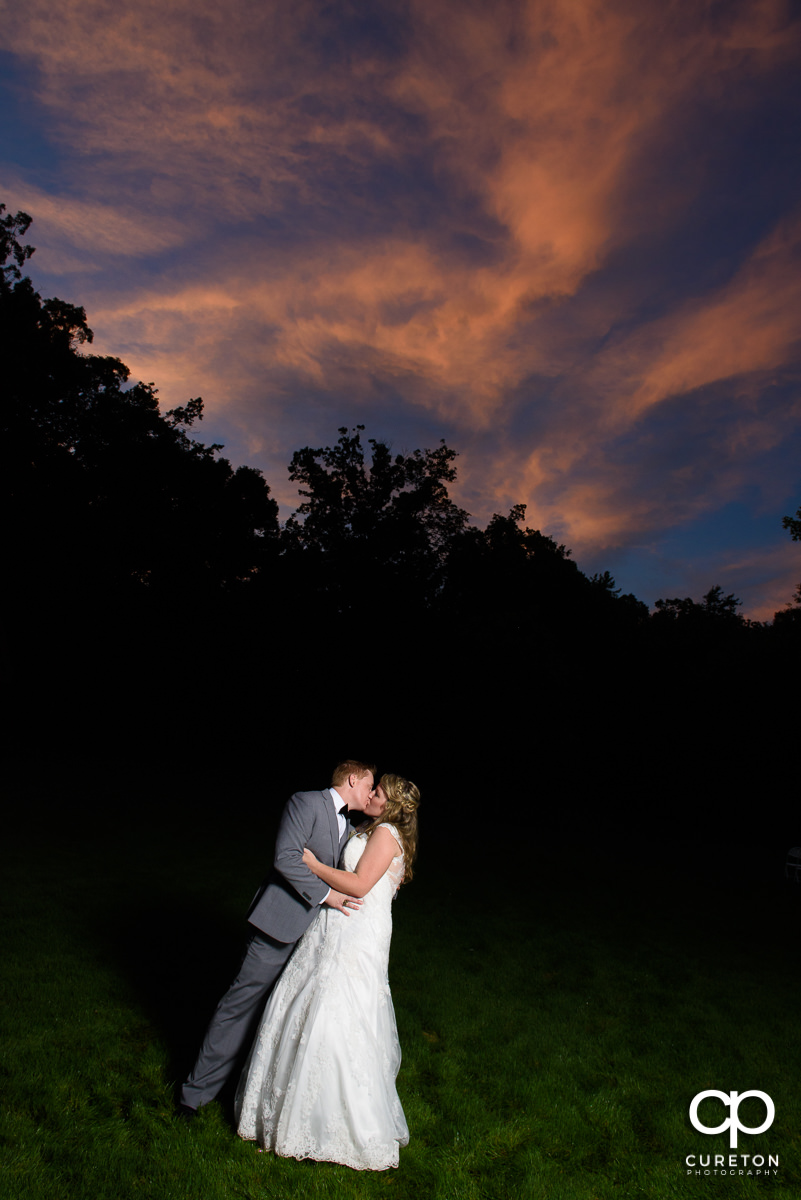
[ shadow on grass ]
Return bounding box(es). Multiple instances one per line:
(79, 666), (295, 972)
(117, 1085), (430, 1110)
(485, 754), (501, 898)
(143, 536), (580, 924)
(89, 889), (248, 1095)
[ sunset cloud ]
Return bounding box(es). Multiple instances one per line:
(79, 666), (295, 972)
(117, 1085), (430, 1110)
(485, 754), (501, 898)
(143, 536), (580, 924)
(613, 216), (801, 421)
(1, 0), (799, 612)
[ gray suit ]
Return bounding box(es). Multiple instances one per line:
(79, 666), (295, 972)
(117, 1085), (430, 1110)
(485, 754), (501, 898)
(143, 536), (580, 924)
(181, 789), (351, 1109)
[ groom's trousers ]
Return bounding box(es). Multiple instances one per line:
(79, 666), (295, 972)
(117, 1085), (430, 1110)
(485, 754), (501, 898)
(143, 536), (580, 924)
(180, 929), (296, 1109)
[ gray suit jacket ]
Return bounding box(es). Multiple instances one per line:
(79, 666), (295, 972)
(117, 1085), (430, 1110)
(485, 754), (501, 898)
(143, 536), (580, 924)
(247, 789), (351, 944)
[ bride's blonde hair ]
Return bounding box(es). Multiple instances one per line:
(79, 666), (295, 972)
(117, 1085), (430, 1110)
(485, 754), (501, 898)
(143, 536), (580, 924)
(363, 773), (420, 882)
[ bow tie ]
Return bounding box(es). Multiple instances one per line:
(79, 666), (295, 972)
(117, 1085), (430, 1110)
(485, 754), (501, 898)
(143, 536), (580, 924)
(338, 804), (349, 819)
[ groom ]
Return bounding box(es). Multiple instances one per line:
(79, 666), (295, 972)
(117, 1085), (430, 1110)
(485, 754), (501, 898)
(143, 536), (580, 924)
(179, 760), (376, 1115)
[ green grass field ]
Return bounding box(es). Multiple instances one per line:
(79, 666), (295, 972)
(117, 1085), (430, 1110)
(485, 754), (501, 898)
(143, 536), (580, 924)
(2, 811), (799, 1199)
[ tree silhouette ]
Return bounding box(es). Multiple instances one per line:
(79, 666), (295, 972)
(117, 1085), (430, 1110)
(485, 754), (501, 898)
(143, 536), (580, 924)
(440, 503), (648, 643)
(281, 426), (469, 614)
(653, 585), (745, 629)
(1, 206), (34, 281)
(774, 501), (801, 628)
(782, 503), (801, 542)
(3, 207), (279, 603)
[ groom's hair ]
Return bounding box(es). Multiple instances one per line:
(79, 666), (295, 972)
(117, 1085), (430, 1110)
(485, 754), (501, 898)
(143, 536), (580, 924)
(331, 759), (376, 786)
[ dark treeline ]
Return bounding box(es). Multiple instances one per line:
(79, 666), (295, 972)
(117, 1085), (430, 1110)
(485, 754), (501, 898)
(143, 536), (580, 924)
(4, 207), (798, 846)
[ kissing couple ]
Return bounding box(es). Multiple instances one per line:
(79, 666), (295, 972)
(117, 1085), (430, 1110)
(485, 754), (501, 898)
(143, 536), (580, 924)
(179, 760), (420, 1171)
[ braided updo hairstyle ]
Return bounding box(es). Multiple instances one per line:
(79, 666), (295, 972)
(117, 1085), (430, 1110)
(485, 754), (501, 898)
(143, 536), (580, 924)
(364, 773), (420, 882)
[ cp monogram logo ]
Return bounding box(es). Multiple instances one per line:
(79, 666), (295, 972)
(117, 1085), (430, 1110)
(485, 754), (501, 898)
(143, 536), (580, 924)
(689, 1090), (775, 1148)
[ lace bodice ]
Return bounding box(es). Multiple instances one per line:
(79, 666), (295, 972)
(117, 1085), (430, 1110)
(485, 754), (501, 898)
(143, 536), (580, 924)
(345, 823), (405, 896)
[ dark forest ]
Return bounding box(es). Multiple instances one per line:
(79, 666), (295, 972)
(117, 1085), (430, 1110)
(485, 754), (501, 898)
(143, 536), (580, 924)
(4, 206), (797, 850)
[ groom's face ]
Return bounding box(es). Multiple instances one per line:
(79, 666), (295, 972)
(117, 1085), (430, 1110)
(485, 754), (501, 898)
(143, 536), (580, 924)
(349, 771), (375, 812)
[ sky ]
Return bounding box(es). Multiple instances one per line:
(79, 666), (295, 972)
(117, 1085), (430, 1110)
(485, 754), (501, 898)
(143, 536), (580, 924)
(2, 0), (800, 617)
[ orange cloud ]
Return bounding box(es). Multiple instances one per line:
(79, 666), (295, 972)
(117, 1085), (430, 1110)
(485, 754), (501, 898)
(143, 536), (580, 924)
(0, 179), (190, 269)
(612, 217), (801, 421)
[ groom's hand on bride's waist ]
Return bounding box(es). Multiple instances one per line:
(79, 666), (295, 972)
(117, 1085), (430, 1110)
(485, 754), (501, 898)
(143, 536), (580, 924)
(325, 889), (364, 916)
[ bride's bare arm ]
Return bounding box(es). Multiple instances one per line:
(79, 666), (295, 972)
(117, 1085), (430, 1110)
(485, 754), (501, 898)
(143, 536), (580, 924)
(302, 826), (399, 898)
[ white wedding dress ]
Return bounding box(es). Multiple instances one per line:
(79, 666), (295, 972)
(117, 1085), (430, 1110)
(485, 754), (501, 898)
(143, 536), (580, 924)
(235, 825), (409, 1170)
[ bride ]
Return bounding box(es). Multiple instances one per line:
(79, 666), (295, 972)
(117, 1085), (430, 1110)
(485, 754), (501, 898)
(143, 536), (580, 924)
(235, 773), (420, 1171)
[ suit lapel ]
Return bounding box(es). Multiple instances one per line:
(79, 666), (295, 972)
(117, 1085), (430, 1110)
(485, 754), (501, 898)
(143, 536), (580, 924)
(325, 789), (340, 866)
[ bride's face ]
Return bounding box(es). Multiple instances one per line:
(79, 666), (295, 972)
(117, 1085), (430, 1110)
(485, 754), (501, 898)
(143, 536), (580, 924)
(364, 784), (388, 818)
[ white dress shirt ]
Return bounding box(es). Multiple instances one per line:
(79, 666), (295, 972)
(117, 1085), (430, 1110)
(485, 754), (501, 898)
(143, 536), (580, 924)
(315, 786), (348, 904)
